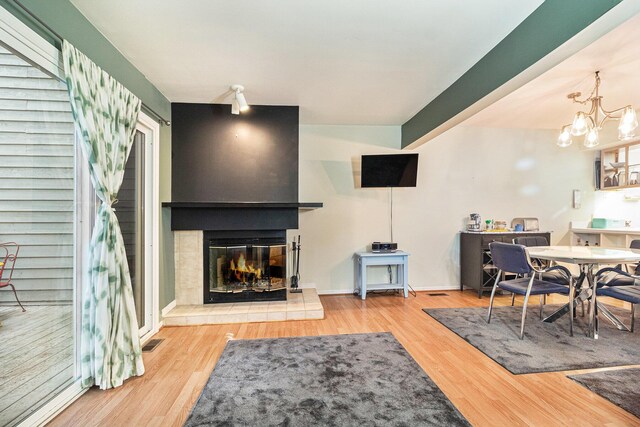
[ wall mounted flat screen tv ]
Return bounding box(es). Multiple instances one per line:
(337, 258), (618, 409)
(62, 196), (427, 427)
(361, 153), (419, 188)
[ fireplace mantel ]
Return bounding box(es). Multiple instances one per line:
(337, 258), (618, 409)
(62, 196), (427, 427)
(163, 201), (322, 231)
(162, 201), (322, 209)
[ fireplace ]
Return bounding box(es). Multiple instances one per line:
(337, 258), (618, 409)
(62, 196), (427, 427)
(203, 230), (287, 303)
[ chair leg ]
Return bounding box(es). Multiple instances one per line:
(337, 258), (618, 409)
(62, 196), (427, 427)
(520, 277), (534, 340)
(9, 284), (25, 312)
(521, 293), (531, 340)
(581, 301), (585, 317)
(568, 278), (574, 337)
(511, 293), (516, 306)
(631, 304), (635, 333)
(487, 271), (501, 324)
(539, 295), (544, 320)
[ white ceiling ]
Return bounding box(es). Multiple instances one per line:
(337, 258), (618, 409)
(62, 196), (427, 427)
(463, 12), (640, 143)
(71, 0), (542, 125)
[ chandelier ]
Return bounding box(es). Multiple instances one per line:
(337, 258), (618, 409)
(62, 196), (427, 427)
(557, 71), (638, 148)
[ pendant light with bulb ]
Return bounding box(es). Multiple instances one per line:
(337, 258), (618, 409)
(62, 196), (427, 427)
(557, 71), (638, 148)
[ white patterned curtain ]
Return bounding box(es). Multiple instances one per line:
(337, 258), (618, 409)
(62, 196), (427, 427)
(62, 40), (144, 389)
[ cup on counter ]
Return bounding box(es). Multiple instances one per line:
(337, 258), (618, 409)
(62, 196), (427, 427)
(514, 224), (524, 232)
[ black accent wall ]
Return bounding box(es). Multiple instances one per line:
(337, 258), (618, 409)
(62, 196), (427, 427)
(171, 103), (299, 203)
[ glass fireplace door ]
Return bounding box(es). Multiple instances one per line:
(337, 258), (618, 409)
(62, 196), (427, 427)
(209, 244), (286, 293)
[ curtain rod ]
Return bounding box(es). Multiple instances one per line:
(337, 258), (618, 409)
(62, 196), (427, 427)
(13, 0), (63, 42)
(12, 0), (171, 126)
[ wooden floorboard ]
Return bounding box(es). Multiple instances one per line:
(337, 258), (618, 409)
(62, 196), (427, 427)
(0, 305), (73, 427)
(50, 291), (640, 426)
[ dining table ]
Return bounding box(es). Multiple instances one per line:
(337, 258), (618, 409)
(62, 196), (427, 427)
(526, 245), (640, 339)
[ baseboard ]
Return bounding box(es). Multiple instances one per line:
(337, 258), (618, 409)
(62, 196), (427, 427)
(414, 285), (460, 291)
(161, 300), (176, 317)
(316, 289), (354, 295)
(297, 282), (316, 289)
(316, 284), (461, 295)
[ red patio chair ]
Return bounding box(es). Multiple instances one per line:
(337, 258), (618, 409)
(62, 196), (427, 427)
(0, 242), (24, 311)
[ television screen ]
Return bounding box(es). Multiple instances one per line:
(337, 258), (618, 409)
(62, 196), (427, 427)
(361, 153), (419, 188)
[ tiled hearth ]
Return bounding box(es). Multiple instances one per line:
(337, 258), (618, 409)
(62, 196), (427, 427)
(170, 230), (324, 326)
(163, 288), (324, 326)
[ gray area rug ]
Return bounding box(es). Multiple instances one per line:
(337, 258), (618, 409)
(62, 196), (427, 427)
(423, 305), (640, 374)
(568, 368), (640, 419)
(185, 332), (469, 426)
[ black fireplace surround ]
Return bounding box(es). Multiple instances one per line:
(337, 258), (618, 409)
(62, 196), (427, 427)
(166, 103), (320, 304)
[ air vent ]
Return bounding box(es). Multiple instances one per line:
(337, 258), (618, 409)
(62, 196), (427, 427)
(142, 338), (164, 352)
(427, 293), (449, 297)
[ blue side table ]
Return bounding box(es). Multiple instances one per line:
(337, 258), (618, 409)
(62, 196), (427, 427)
(354, 251), (409, 300)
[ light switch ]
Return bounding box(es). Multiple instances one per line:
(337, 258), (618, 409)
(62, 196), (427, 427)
(573, 189), (581, 209)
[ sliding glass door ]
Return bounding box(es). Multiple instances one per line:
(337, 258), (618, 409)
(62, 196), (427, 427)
(116, 123), (154, 338)
(0, 43), (79, 426)
(0, 6), (160, 424)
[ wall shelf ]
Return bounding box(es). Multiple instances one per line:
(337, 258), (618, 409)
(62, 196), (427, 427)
(570, 226), (640, 247)
(600, 141), (640, 190)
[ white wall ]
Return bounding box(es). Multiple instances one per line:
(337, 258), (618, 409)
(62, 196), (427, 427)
(593, 188), (640, 226)
(295, 125), (401, 292)
(298, 124), (596, 294)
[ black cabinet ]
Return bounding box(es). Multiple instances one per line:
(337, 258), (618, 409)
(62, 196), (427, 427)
(460, 231), (551, 298)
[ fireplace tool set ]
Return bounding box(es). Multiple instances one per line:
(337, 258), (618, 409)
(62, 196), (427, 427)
(290, 235), (302, 293)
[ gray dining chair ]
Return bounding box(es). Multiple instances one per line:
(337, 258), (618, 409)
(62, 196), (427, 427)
(595, 267), (640, 332)
(512, 236), (572, 312)
(626, 240), (640, 275)
(487, 242), (574, 339)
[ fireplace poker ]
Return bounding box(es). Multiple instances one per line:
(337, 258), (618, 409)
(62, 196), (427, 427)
(290, 235), (302, 293)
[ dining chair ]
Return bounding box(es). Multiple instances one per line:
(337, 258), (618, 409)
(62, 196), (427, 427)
(0, 242), (24, 311)
(595, 267), (639, 332)
(512, 236), (573, 309)
(626, 240), (640, 275)
(487, 242), (574, 339)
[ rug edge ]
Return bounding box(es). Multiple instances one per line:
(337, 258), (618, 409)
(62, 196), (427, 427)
(567, 369), (640, 419)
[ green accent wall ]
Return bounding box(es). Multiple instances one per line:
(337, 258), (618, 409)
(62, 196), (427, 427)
(1, 0), (175, 309)
(0, 0), (170, 119)
(401, 0), (622, 148)
(159, 127), (175, 307)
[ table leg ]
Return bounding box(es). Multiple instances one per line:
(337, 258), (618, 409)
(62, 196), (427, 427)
(543, 303), (571, 323)
(586, 266), (598, 339)
(361, 260), (367, 301)
(597, 302), (630, 331)
(355, 257), (360, 296)
(402, 258), (408, 298)
(543, 271), (586, 323)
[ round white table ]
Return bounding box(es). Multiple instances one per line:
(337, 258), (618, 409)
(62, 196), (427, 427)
(526, 245), (640, 338)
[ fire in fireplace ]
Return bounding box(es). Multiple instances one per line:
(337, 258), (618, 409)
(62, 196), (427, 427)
(204, 230), (287, 303)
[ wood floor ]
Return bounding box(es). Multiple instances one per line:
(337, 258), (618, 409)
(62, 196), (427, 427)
(0, 305), (74, 427)
(50, 291), (639, 427)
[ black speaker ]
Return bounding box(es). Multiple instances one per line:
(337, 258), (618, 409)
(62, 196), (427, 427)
(371, 242), (398, 252)
(594, 159), (601, 190)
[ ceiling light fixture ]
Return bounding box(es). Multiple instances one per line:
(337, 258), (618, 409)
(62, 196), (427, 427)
(230, 84), (249, 115)
(557, 125), (572, 147)
(557, 71), (638, 148)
